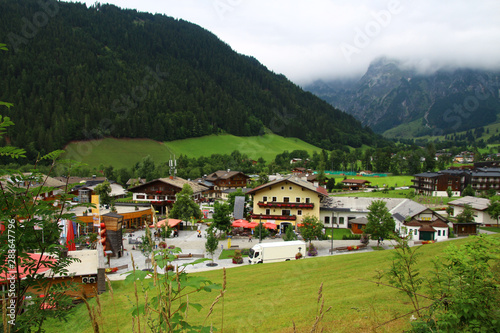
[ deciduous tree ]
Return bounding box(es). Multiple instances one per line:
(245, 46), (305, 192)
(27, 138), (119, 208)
(364, 200), (395, 246)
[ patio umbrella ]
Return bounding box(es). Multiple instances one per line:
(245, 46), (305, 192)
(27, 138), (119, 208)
(263, 222), (277, 230)
(245, 222), (259, 229)
(232, 219), (249, 228)
(66, 220), (76, 251)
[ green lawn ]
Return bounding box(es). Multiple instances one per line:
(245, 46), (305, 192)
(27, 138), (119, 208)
(219, 249), (250, 260)
(165, 133), (321, 161)
(328, 175), (413, 188)
(43, 235), (499, 332)
(331, 189), (413, 198)
(62, 134), (321, 169)
(480, 226), (500, 233)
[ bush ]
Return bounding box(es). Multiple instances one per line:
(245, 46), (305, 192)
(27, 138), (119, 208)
(342, 234), (362, 240)
(232, 250), (243, 264)
(240, 248), (250, 256)
(307, 244), (318, 256)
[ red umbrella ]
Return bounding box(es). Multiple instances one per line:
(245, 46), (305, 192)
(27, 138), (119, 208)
(66, 220), (76, 251)
(263, 222), (277, 230)
(245, 222), (259, 229)
(232, 219), (249, 228)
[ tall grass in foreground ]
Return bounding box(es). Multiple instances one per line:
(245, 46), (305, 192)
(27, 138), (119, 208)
(46, 234), (500, 332)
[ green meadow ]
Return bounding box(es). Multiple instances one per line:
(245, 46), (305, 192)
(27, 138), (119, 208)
(43, 235), (499, 333)
(329, 175), (414, 188)
(62, 134), (322, 169)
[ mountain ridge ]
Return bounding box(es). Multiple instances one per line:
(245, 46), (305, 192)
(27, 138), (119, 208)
(306, 57), (500, 138)
(0, 0), (388, 162)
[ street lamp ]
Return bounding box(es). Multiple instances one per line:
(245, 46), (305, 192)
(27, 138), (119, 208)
(259, 214), (262, 243)
(330, 214), (334, 254)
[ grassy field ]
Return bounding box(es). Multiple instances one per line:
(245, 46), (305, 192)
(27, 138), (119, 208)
(42, 235), (499, 333)
(329, 175), (414, 188)
(62, 134), (322, 169)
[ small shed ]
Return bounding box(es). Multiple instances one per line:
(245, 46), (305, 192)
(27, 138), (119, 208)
(452, 222), (480, 236)
(101, 212), (124, 257)
(349, 216), (368, 234)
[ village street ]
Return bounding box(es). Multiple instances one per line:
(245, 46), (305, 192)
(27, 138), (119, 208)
(105, 224), (490, 281)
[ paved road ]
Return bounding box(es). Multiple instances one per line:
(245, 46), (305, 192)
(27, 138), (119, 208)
(106, 225), (489, 280)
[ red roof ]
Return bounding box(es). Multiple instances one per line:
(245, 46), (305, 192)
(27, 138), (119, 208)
(316, 186), (328, 195)
(0, 253), (56, 283)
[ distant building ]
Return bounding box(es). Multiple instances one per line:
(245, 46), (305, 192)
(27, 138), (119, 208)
(128, 176), (207, 214)
(200, 170), (249, 199)
(411, 169), (468, 197)
(341, 179), (371, 191)
(448, 196), (497, 226)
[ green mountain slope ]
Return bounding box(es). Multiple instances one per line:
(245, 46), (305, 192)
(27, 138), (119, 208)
(0, 0), (387, 162)
(63, 134), (322, 169)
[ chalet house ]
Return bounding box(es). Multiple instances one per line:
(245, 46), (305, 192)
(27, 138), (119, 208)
(55, 176), (107, 203)
(447, 196), (496, 226)
(202, 170), (249, 199)
(247, 175), (328, 232)
(1, 173), (66, 201)
(399, 208), (450, 241)
(411, 169), (469, 197)
(68, 181), (127, 204)
(126, 178), (146, 187)
(341, 179), (371, 190)
(320, 197), (429, 234)
(128, 177), (207, 214)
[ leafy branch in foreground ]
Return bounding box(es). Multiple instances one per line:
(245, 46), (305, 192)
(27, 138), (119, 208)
(366, 235), (500, 332)
(124, 247), (223, 332)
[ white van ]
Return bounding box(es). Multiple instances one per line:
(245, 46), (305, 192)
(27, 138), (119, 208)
(248, 240), (306, 264)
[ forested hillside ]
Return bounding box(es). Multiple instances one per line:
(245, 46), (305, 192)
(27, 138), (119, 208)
(0, 0), (386, 162)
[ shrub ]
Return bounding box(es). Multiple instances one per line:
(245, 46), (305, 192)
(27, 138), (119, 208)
(342, 234), (362, 240)
(307, 244), (318, 256)
(232, 250), (243, 264)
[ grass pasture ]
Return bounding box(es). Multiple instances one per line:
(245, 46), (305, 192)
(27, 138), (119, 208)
(62, 134), (322, 169)
(329, 175), (414, 188)
(42, 235), (498, 333)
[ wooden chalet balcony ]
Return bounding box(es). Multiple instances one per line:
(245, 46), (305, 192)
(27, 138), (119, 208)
(251, 214), (297, 221)
(257, 202), (314, 209)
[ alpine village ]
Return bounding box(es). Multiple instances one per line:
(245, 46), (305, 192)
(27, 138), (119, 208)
(0, 1), (499, 333)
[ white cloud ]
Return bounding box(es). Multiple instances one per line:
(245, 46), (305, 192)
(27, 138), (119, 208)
(64, 0), (500, 84)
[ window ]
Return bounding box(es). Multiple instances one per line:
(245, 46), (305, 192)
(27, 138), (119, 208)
(324, 216), (330, 224)
(282, 209), (291, 216)
(443, 230), (446, 236)
(438, 230), (441, 236)
(265, 209), (270, 215)
(296, 197), (301, 203)
(414, 229), (418, 235)
(297, 210), (302, 216)
(284, 197), (290, 203)
(281, 186), (285, 190)
(272, 197), (277, 202)
(305, 198), (310, 203)
(339, 217), (345, 224)
(289, 186), (293, 190)
(147, 195), (155, 200)
(158, 196), (165, 200)
(263, 196), (268, 202)
(136, 195), (145, 199)
(332, 217), (337, 224)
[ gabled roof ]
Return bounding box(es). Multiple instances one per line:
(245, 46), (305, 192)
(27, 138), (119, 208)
(205, 170), (249, 181)
(1, 173), (66, 189)
(128, 177), (208, 193)
(350, 216), (368, 225)
(448, 196), (490, 211)
(246, 175), (328, 197)
(341, 179), (371, 184)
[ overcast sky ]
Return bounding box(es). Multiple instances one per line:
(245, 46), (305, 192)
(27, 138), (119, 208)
(64, 0), (500, 85)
